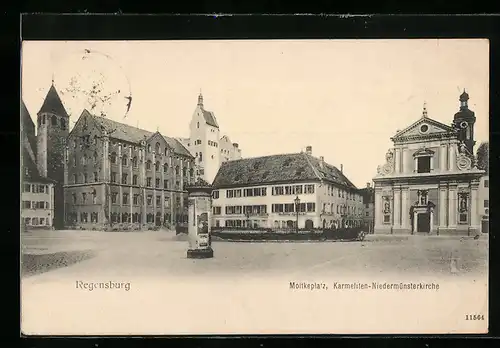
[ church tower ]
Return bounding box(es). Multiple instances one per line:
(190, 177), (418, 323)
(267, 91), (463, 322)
(453, 89), (476, 154)
(36, 82), (69, 228)
(188, 92), (221, 184)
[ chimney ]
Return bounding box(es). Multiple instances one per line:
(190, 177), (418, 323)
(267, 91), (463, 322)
(306, 146), (312, 155)
(340, 164), (343, 173)
(366, 182), (371, 188)
(233, 143), (239, 148)
(319, 156), (325, 169)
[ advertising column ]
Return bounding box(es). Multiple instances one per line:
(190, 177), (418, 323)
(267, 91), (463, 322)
(186, 178), (214, 259)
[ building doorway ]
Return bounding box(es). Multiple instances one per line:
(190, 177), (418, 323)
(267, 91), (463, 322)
(417, 213), (430, 233)
(305, 219), (314, 230)
(155, 212), (162, 226)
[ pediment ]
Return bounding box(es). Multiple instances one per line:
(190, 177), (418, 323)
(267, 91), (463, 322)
(392, 117), (456, 142)
(412, 147), (435, 157)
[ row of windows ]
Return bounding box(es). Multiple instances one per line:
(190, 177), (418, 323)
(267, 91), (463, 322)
(71, 191), (185, 207)
(71, 172), (184, 188)
(23, 217), (50, 226)
(221, 205), (268, 215)
(38, 114), (66, 130)
(272, 203), (316, 213)
(334, 187), (361, 202)
(322, 203), (360, 215)
(22, 201), (49, 209)
(208, 140), (218, 148)
(213, 203), (318, 214)
(272, 185), (315, 196)
(66, 212), (188, 224)
(214, 184), (361, 201)
(22, 184), (50, 194)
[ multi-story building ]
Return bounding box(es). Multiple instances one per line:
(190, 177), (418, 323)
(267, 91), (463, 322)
(63, 109), (195, 229)
(21, 101), (56, 229)
(372, 91), (486, 235)
(358, 182), (375, 233)
(178, 93), (242, 184)
(211, 146), (364, 230)
(19, 83), (69, 229)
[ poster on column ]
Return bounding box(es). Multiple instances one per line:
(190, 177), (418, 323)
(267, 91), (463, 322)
(196, 197), (210, 247)
(19, 34), (489, 336)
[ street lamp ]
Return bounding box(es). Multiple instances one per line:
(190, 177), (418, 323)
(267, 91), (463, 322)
(294, 196), (301, 233)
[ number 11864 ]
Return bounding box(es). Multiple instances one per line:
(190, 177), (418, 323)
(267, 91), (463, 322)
(465, 314), (485, 321)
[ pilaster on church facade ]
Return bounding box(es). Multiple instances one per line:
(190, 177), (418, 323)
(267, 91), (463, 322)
(372, 92), (485, 236)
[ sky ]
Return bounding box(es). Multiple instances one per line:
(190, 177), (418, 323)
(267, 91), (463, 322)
(21, 39), (489, 188)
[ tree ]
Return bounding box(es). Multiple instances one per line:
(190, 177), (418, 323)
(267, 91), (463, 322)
(476, 142), (489, 173)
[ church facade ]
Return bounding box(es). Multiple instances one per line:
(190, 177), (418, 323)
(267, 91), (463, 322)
(372, 91), (485, 235)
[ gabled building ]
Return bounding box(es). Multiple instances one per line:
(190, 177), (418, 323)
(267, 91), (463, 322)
(211, 146), (364, 230)
(372, 91), (486, 235)
(63, 110), (195, 229)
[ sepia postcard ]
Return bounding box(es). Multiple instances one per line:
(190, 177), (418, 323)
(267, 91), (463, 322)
(20, 39), (489, 335)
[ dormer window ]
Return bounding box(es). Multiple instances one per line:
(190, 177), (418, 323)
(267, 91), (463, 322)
(413, 148), (435, 173)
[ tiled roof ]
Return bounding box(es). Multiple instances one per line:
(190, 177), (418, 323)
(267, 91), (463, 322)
(86, 111), (193, 158)
(37, 84), (69, 118)
(22, 143), (56, 184)
(202, 109), (219, 128)
(212, 152), (358, 189)
(306, 155), (357, 189)
(21, 100), (37, 155)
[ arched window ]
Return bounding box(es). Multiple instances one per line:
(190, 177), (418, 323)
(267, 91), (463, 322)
(164, 163), (168, 173)
(199, 153), (203, 162)
(146, 160), (152, 170)
(164, 148), (168, 156)
(147, 144), (152, 153)
(155, 161), (160, 172)
(122, 155), (128, 166)
(132, 156), (138, 167)
(93, 135), (97, 145)
(82, 155), (87, 165)
(42, 115), (46, 125)
(175, 166), (180, 175)
(110, 152), (117, 164)
(73, 174), (77, 184)
(190, 168), (194, 177)
(197, 122), (199, 128)
(60, 118), (66, 130)
(182, 167), (187, 176)
(51, 115), (57, 126)
(93, 152), (98, 164)
(155, 142), (161, 154)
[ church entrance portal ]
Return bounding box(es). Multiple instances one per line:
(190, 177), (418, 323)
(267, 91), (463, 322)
(417, 213), (430, 233)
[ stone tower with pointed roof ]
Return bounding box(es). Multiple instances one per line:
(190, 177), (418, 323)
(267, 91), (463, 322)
(36, 83), (69, 228)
